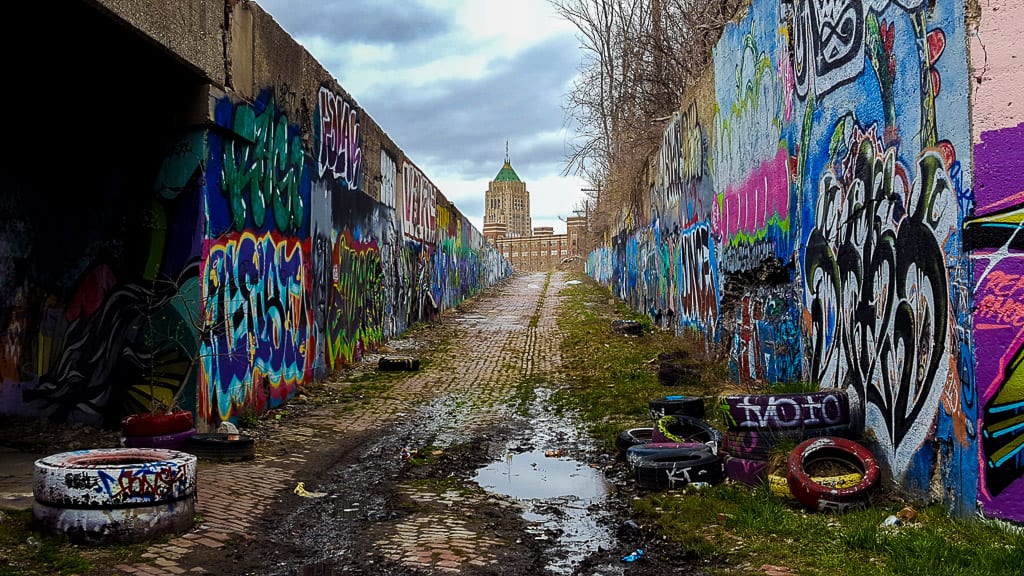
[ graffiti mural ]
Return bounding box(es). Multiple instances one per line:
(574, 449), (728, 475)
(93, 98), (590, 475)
(402, 162), (438, 244)
(316, 86), (362, 190)
(729, 287), (802, 384)
(968, 122), (1024, 518)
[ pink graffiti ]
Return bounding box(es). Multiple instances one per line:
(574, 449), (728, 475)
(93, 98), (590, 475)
(317, 87), (362, 189)
(713, 148), (789, 240)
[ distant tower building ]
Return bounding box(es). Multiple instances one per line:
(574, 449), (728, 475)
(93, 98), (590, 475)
(484, 143), (531, 238)
(483, 144), (587, 272)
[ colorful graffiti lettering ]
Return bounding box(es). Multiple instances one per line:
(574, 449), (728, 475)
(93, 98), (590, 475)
(380, 150), (397, 208)
(326, 230), (384, 369)
(316, 86), (362, 190)
(201, 232), (312, 423)
(219, 95), (306, 233)
(97, 462), (188, 504)
(402, 163), (437, 243)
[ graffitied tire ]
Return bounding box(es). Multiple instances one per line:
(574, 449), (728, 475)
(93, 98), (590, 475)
(767, 472), (863, 498)
(651, 415), (722, 450)
(721, 425), (854, 461)
(786, 437), (880, 513)
(611, 319), (643, 335)
(634, 447), (724, 490)
(723, 455), (770, 486)
(33, 494), (195, 546)
(378, 356), (421, 371)
(627, 442), (716, 470)
(615, 428), (653, 454)
(648, 395), (706, 420)
(122, 428), (197, 451)
(717, 389), (853, 431)
(182, 433), (256, 462)
(121, 410), (195, 437)
(33, 448), (197, 509)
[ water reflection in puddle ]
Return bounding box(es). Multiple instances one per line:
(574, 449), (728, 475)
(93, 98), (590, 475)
(473, 389), (620, 575)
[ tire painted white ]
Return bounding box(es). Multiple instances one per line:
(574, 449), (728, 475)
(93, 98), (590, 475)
(34, 448), (196, 508)
(33, 494), (196, 545)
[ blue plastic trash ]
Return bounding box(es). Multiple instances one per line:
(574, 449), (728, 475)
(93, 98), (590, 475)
(621, 548), (644, 562)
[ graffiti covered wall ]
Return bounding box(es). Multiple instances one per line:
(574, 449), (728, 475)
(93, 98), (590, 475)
(966, 0), (1024, 522)
(0, 3), (510, 433)
(586, 0), (1007, 518)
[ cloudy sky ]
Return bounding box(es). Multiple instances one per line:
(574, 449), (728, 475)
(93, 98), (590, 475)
(254, 0), (590, 234)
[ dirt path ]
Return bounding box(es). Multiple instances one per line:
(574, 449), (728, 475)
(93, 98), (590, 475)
(104, 271), (696, 576)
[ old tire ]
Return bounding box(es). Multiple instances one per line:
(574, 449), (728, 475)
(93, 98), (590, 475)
(723, 455), (770, 486)
(121, 410), (194, 437)
(721, 425), (854, 460)
(33, 494), (195, 546)
(626, 442), (716, 470)
(767, 472), (863, 498)
(651, 415), (721, 450)
(634, 447), (723, 490)
(717, 389), (853, 431)
(616, 427), (653, 454)
(122, 428), (197, 451)
(648, 395), (705, 420)
(182, 433), (256, 462)
(786, 437), (879, 512)
(378, 356), (420, 371)
(611, 319), (642, 335)
(34, 448), (197, 508)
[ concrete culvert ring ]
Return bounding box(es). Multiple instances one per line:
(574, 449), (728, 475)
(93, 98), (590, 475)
(722, 424), (854, 460)
(33, 448), (197, 508)
(33, 494), (196, 546)
(786, 436), (879, 512)
(182, 433), (256, 461)
(651, 414), (721, 450)
(633, 447), (723, 490)
(722, 454), (770, 486)
(648, 395), (705, 420)
(615, 427), (653, 454)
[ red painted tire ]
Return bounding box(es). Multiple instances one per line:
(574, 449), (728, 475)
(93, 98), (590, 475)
(122, 428), (197, 451)
(786, 437), (880, 512)
(121, 410), (194, 437)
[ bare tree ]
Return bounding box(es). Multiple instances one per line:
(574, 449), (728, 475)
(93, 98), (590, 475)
(553, 0), (746, 245)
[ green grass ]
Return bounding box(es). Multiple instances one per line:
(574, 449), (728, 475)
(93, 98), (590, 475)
(554, 271), (1024, 576)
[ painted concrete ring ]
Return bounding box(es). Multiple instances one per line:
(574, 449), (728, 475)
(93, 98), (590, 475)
(33, 448), (197, 509)
(33, 494), (196, 546)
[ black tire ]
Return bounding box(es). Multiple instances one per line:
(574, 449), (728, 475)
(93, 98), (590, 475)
(378, 356), (420, 371)
(651, 415), (721, 450)
(182, 433), (256, 462)
(634, 447), (724, 490)
(616, 427), (653, 453)
(786, 437), (880, 512)
(626, 442), (715, 470)
(648, 395), (705, 420)
(611, 319), (642, 335)
(717, 389), (854, 431)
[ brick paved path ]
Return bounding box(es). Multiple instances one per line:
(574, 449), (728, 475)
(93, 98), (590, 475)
(116, 271), (568, 575)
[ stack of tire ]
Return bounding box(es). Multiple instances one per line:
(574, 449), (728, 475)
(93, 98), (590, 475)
(121, 410), (196, 451)
(32, 447), (197, 545)
(615, 395), (725, 490)
(718, 388), (880, 511)
(718, 389), (859, 487)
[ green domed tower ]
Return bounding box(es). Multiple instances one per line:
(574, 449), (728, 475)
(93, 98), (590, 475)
(484, 143), (532, 238)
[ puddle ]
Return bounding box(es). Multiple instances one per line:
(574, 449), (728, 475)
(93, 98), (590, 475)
(473, 387), (619, 575)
